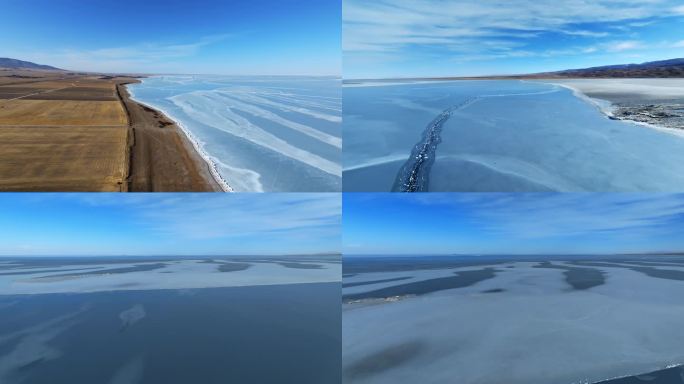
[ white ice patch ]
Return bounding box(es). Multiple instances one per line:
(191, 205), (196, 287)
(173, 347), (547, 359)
(108, 355), (145, 384)
(0, 307), (87, 382)
(545, 79), (684, 99)
(170, 93), (341, 177)
(0, 259), (341, 295)
(201, 90), (341, 147)
(343, 262), (684, 384)
(119, 305), (146, 329)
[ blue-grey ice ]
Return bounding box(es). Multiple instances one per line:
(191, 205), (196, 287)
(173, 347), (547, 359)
(129, 76), (341, 192)
(0, 258), (341, 295)
(343, 260), (684, 383)
(119, 305), (146, 330)
(343, 80), (684, 192)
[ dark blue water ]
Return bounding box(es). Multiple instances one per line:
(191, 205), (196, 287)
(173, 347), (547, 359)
(0, 283), (340, 384)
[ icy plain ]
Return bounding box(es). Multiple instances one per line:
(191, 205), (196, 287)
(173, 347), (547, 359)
(0, 256), (341, 295)
(343, 80), (684, 192)
(343, 256), (684, 384)
(129, 76), (341, 192)
(0, 257), (341, 383)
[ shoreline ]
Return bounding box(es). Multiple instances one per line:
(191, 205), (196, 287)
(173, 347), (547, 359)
(549, 81), (684, 139)
(125, 83), (233, 192)
(116, 80), (224, 192)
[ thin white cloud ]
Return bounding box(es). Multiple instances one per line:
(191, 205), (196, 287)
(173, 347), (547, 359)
(0, 194), (341, 256)
(75, 193), (341, 241)
(606, 40), (643, 52)
(560, 30), (610, 38)
(409, 194), (684, 240)
(8, 34), (233, 73)
(344, 0), (684, 76)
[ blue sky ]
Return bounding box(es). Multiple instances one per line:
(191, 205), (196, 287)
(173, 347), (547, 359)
(344, 0), (684, 78)
(344, 194), (684, 256)
(0, 194), (340, 257)
(0, 0), (340, 75)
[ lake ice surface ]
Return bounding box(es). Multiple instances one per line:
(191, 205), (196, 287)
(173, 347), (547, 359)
(129, 76), (341, 192)
(0, 257), (341, 383)
(343, 80), (684, 192)
(0, 256), (341, 295)
(343, 257), (684, 384)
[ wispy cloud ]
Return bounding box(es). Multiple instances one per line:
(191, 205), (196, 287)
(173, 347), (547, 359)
(344, 0), (684, 76)
(410, 193), (684, 240)
(606, 40), (644, 52)
(76, 193), (341, 240)
(9, 34), (233, 73)
(0, 193), (341, 256)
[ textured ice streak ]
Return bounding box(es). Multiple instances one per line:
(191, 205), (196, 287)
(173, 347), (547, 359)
(343, 261), (684, 384)
(119, 305), (146, 330)
(0, 258), (342, 295)
(170, 92), (341, 176)
(343, 80), (684, 192)
(0, 307), (87, 382)
(108, 355), (145, 384)
(128, 76), (341, 192)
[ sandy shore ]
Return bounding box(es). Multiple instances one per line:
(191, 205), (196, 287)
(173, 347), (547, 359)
(544, 79), (684, 136)
(116, 81), (222, 192)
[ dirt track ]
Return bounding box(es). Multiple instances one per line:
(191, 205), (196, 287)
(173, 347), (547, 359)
(116, 82), (221, 192)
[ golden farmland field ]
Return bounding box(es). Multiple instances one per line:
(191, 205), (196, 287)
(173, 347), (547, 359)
(0, 70), (218, 192)
(0, 99), (127, 126)
(0, 126), (129, 191)
(0, 99), (128, 126)
(0, 73), (131, 191)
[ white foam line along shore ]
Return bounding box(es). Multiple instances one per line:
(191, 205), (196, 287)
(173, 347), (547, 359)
(126, 85), (234, 192)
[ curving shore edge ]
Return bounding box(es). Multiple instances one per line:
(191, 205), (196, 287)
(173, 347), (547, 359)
(133, 98), (234, 192)
(124, 84), (233, 192)
(550, 81), (684, 139)
(116, 80), (228, 192)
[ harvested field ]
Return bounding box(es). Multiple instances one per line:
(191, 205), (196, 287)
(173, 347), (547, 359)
(0, 69), (217, 191)
(0, 126), (129, 191)
(0, 71), (131, 191)
(0, 99), (127, 125)
(24, 86), (116, 101)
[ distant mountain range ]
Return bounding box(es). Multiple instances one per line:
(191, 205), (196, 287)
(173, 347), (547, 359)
(546, 58), (684, 78)
(0, 57), (63, 71)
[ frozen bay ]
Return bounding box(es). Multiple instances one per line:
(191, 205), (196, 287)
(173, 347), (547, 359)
(342, 256), (684, 384)
(343, 80), (684, 192)
(129, 76), (341, 192)
(0, 256), (341, 383)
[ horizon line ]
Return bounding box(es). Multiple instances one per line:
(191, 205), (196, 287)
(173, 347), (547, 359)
(0, 252), (342, 258)
(343, 55), (683, 82)
(343, 251), (684, 257)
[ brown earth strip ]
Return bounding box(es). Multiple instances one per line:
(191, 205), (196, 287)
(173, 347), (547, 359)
(116, 81), (222, 192)
(0, 69), (222, 192)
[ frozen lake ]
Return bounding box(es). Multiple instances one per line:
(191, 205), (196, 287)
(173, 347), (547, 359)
(129, 76), (341, 192)
(343, 256), (684, 384)
(343, 80), (684, 192)
(0, 257), (341, 383)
